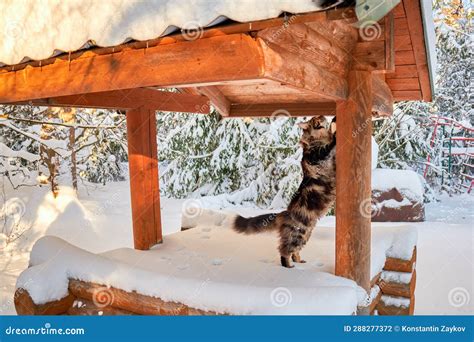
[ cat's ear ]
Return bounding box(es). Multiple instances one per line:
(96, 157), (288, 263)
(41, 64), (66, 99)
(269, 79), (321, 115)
(298, 121), (310, 130)
(330, 117), (336, 134)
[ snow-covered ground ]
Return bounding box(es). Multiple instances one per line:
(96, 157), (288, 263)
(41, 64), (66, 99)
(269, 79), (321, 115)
(0, 181), (472, 315)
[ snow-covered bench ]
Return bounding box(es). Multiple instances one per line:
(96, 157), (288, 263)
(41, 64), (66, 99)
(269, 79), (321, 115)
(372, 168), (425, 222)
(14, 218), (417, 316)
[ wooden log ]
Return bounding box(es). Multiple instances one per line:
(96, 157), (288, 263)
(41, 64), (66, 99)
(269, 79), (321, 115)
(12, 89), (210, 113)
(257, 23), (349, 77)
(377, 299), (410, 315)
(369, 289), (382, 315)
(370, 272), (382, 288)
(194, 86), (231, 117)
(384, 247), (417, 273)
(379, 271), (416, 298)
(372, 75), (393, 116)
(126, 106), (162, 250)
(352, 41), (386, 71)
(0, 34), (264, 104)
(335, 70), (372, 295)
(306, 21), (358, 54)
(67, 299), (135, 316)
(69, 279), (212, 315)
(14, 288), (75, 315)
(258, 38), (348, 101)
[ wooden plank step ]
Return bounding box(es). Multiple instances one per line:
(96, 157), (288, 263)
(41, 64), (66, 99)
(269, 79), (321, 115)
(377, 295), (415, 315)
(384, 247), (417, 273)
(379, 270), (416, 298)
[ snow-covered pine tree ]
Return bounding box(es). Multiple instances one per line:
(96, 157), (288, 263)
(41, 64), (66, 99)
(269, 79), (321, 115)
(74, 109), (127, 185)
(0, 105), (128, 191)
(158, 110), (220, 197)
(158, 109), (307, 208)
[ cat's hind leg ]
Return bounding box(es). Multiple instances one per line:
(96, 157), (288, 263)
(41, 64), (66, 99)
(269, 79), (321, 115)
(280, 255), (294, 268)
(292, 252), (306, 263)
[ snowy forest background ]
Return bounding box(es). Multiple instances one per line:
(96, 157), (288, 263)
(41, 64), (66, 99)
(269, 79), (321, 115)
(0, 1), (472, 215)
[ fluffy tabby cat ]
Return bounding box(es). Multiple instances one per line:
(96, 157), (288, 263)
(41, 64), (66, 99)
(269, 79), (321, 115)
(232, 116), (337, 268)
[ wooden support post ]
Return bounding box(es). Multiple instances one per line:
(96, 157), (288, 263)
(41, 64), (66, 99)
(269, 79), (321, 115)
(126, 106), (162, 250)
(335, 71), (372, 298)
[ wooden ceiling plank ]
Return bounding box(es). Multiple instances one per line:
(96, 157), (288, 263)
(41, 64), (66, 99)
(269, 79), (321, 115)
(228, 102), (336, 117)
(395, 50), (416, 65)
(393, 2), (406, 19)
(386, 77), (420, 91)
(394, 35), (413, 51)
(394, 17), (409, 36)
(403, 0), (432, 101)
(386, 65), (418, 79)
(393, 90), (422, 101)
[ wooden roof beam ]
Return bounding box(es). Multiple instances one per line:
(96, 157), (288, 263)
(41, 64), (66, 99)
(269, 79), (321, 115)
(228, 102), (336, 117)
(181, 86), (231, 117)
(372, 75), (393, 116)
(0, 34), (263, 104)
(258, 38), (348, 101)
(11, 89), (210, 113)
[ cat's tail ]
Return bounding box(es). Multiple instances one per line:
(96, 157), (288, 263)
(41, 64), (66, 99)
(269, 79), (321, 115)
(232, 212), (281, 234)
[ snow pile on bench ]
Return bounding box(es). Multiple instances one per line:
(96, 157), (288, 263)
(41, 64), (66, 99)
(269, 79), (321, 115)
(16, 219), (417, 315)
(372, 169), (424, 203)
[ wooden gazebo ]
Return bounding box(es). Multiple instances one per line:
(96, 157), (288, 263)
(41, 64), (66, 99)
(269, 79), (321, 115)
(1, 0), (435, 315)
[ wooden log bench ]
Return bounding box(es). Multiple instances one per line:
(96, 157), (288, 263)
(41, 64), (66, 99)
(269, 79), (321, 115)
(14, 227), (417, 316)
(15, 246), (417, 316)
(15, 279), (220, 316)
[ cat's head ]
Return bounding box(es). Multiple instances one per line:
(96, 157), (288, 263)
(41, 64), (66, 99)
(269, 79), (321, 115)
(298, 116), (336, 148)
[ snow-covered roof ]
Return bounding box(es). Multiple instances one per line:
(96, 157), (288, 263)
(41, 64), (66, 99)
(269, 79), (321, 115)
(0, 0), (345, 66)
(0, 0), (436, 99)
